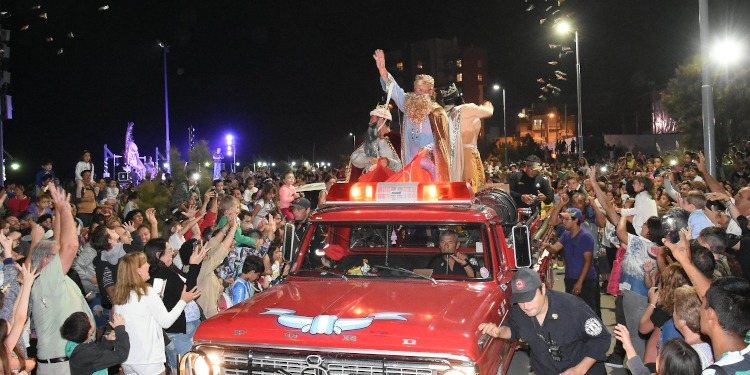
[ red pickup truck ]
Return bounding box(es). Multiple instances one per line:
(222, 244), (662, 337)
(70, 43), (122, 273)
(180, 182), (549, 375)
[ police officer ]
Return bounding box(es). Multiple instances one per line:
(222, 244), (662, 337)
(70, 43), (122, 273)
(508, 156), (554, 209)
(478, 268), (610, 375)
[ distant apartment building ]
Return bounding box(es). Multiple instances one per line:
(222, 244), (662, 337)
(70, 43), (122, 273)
(516, 105), (576, 145)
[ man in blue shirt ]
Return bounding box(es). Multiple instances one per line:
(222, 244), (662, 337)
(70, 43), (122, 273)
(543, 207), (600, 317)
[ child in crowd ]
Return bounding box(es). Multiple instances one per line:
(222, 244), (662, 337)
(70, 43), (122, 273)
(266, 245), (289, 286)
(230, 255), (265, 305)
(278, 171), (300, 220)
(60, 312), (130, 375)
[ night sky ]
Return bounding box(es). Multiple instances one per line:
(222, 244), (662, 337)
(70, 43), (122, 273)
(2, 0), (749, 182)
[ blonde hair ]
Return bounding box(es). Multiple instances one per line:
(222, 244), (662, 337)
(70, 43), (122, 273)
(112, 252), (150, 305)
(404, 93), (434, 125)
(673, 285), (701, 333)
(220, 195), (238, 212)
(659, 263), (689, 314)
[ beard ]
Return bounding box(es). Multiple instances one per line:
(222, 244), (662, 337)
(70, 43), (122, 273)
(363, 122), (379, 157)
(404, 93), (433, 124)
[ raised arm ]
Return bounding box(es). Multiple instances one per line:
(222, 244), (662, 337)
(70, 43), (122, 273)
(4, 263), (39, 353)
(49, 183), (77, 273)
(145, 208), (159, 240)
(373, 49), (405, 110)
(548, 191), (567, 227)
(0, 233), (20, 321)
(373, 49), (389, 83)
(588, 167), (620, 226)
(461, 101), (494, 120)
(695, 152), (726, 194)
(664, 228), (711, 299)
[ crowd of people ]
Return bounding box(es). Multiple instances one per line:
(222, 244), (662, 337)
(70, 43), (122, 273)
(0, 156), (332, 374)
(0, 48), (749, 375)
(483, 150), (750, 374)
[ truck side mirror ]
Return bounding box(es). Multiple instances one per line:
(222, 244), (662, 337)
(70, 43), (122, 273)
(512, 225), (532, 268)
(282, 222), (297, 262)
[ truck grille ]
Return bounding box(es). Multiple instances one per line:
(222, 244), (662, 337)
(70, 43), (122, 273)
(219, 351), (435, 375)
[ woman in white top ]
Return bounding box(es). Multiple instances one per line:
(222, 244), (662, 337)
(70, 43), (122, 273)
(75, 150), (95, 181)
(620, 176), (658, 237)
(112, 252), (200, 375)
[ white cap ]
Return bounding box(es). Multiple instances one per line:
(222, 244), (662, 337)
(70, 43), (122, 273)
(369, 104), (392, 121)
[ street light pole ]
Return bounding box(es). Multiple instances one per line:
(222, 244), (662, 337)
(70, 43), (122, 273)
(349, 133), (356, 150)
(492, 84), (508, 163)
(699, 0), (716, 176)
(159, 42), (172, 174)
(574, 30), (583, 158)
(502, 88), (508, 163)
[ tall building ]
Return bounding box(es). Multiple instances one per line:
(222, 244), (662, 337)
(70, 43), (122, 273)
(385, 38), (488, 106)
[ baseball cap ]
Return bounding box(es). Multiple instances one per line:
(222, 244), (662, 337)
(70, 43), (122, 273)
(290, 197), (311, 210)
(560, 207), (583, 221)
(511, 268), (542, 303)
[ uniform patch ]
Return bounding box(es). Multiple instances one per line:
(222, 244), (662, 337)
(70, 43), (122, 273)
(584, 318), (602, 336)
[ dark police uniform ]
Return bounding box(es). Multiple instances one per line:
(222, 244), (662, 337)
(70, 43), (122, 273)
(508, 171), (555, 209)
(505, 289), (610, 374)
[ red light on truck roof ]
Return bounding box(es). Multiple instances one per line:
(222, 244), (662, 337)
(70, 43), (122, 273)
(325, 182), (473, 205)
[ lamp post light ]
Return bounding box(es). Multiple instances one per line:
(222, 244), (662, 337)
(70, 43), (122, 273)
(492, 84), (508, 163)
(710, 36), (744, 174)
(555, 21), (583, 158)
(710, 37), (744, 66)
(225, 134), (235, 173)
(348, 132), (356, 150)
(157, 41), (172, 173)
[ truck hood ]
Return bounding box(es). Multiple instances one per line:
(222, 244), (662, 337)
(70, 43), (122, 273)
(195, 278), (496, 359)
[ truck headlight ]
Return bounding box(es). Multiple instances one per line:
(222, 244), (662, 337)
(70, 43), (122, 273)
(180, 350), (222, 375)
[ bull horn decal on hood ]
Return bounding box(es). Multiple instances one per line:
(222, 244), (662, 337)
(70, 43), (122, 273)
(262, 308), (409, 335)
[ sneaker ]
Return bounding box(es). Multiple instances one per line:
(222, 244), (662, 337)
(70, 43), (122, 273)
(605, 353), (624, 368)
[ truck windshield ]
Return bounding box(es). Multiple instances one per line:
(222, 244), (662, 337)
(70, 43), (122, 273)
(294, 223), (492, 281)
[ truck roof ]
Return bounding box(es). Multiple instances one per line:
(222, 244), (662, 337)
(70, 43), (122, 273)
(311, 203), (499, 223)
